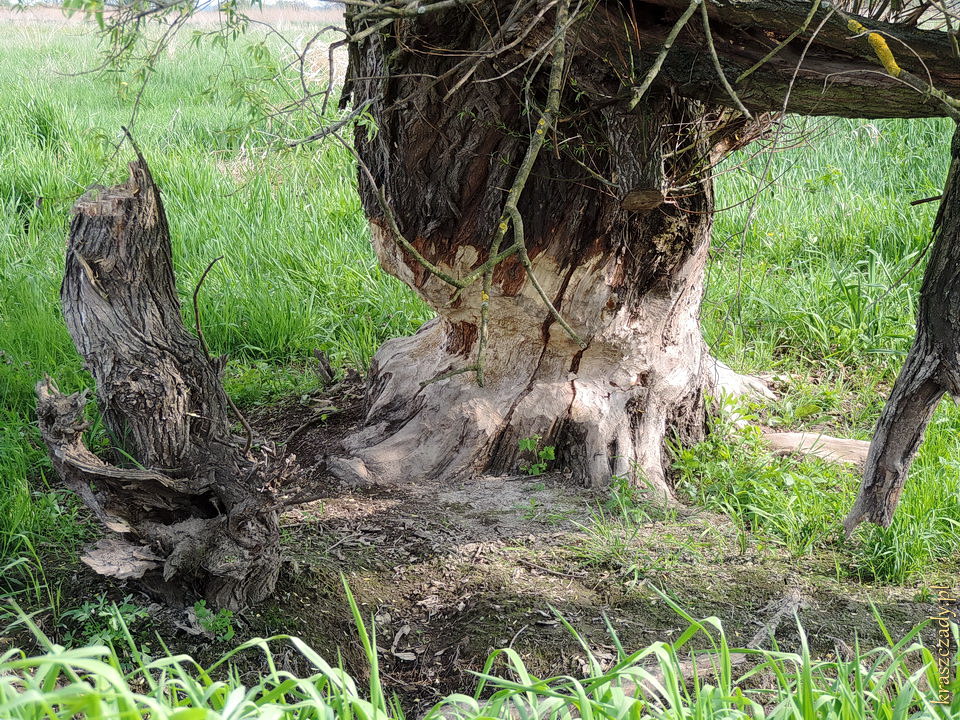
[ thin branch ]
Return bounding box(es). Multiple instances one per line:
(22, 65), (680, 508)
(629, 0), (700, 110)
(287, 101), (373, 147)
(700, 0), (752, 118)
(192, 255), (254, 455)
(193, 255), (224, 364)
(508, 206), (585, 347)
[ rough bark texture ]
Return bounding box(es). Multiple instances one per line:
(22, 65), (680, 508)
(333, 2), (775, 498)
(642, 0), (960, 119)
(845, 124), (960, 533)
(36, 158), (281, 609)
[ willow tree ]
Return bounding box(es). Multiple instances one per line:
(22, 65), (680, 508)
(39, 0), (960, 606)
(332, 0), (960, 510)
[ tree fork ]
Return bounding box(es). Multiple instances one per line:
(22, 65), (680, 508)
(36, 156), (282, 610)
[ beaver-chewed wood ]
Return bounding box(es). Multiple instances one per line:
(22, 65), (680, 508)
(36, 156), (282, 610)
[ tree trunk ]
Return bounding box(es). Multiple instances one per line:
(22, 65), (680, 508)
(36, 157), (281, 610)
(845, 124), (960, 533)
(335, 4), (760, 497)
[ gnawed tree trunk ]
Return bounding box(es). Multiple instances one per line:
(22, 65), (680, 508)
(332, 0), (960, 529)
(333, 0), (960, 508)
(333, 3), (772, 498)
(36, 157), (282, 610)
(845, 124), (960, 533)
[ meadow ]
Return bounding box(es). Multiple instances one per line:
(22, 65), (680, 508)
(0, 13), (959, 718)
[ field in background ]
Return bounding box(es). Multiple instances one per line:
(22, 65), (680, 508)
(0, 16), (958, 591)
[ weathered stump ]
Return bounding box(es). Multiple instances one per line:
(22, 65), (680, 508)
(36, 156), (282, 609)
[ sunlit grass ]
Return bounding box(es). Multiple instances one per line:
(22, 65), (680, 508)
(1, 585), (957, 719)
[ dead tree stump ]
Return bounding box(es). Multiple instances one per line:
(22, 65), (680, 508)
(845, 124), (960, 533)
(36, 156), (281, 610)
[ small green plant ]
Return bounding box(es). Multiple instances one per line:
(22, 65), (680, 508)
(518, 434), (555, 476)
(604, 473), (649, 524)
(60, 595), (148, 646)
(193, 599), (236, 641)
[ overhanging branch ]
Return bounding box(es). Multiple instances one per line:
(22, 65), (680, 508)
(582, 0), (960, 118)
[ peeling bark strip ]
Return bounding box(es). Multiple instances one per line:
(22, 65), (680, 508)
(845, 125), (960, 534)
(36, 158), (282, 609)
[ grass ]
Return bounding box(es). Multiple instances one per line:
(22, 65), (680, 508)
(0, 19), (428, 561)
(0, 16), (958, 593)
(689, 116), (960, 584)
(1, 584), (958, 719)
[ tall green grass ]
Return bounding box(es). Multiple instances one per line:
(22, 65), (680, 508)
(691, 117), (960, 583)
(2, 587), (958, 719)
(707, 117), (950, 375)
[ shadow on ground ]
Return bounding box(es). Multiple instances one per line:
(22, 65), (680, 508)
(2, 378), (942, 714)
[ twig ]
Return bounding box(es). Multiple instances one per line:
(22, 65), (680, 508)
(477, 0), (581, 375)
(287, 102), (373, 148)
(629, 0), (700, 110)
(508, 624), (529, 648)
(729, 10), (834, 325)
(516, 557), (588, 578)
(509, 207), (585, 348)
(700, 0), (752, 118)
(281, 407), (340, 446)
(192, 255), (254, 455)
(419, 363), (481, 388)
(192, 256), (224, 364)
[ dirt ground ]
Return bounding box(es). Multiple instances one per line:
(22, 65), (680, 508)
(217, 380), (945, 710)
(6, 378), (941, 713)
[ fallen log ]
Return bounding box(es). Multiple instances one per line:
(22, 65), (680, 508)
(36, 151), (284, 609)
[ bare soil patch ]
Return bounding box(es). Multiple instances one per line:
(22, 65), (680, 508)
(10, 377), (940, 714)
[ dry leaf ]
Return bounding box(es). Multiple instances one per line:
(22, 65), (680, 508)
(81, 537), (161, 579)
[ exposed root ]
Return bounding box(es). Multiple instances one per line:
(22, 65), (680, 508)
(709, 357), (776, 401)
(763, 430), (870, 466)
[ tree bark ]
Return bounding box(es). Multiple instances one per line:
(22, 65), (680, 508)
(36, 157), (281, 610)
(643, 0), (960, 119)
(334, 3), (770, 497)
(845, 124), (960, 533)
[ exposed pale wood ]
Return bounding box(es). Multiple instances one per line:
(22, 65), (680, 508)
(710, 358), (776, 401)
(764, 431), (871, 465)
